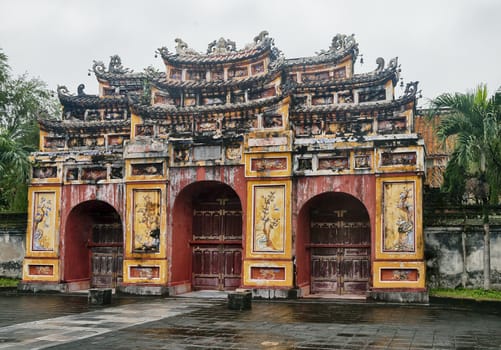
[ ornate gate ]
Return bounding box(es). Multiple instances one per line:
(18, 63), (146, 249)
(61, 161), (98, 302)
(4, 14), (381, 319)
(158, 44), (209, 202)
(309, 196), (370, 295)
(89, 223), (123, 288)
(191, 196), (242, 290)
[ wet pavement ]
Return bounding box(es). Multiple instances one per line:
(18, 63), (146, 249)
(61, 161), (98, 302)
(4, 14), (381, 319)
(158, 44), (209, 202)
(0, 290), (500, 349)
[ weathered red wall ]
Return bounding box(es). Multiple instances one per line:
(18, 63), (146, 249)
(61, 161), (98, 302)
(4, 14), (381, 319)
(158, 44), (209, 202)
(60, 184), (124, 282)
(168, 165), (246, 286)
(293, 174), (376, 288)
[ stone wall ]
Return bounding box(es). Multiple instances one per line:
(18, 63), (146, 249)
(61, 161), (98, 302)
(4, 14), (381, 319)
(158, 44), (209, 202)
(425, 226), (501, 289)
(0, 213), (26, 278)
(424, 190), (501, 289)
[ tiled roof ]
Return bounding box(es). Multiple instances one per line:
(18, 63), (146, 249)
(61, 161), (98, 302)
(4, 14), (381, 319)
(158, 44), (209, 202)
(158, 32), (275, 65)
(291, 92), (416, 114)
(153, 69), (280, 91)
(293, 67), (398, 91)
(130, 95), (282, 118)
(39, 118), (130, 133)
(57, 86), (128, 109)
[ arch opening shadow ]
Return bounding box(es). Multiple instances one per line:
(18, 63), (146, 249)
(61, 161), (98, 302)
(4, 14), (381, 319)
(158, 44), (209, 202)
(64, 200), (123, 289)
(171, 181), (242, 291)
(297, 192), (371, 296)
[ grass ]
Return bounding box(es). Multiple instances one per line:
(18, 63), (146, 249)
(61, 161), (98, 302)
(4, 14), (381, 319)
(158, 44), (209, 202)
(430, 288), (501, 301)
(0, 278), (20, 288)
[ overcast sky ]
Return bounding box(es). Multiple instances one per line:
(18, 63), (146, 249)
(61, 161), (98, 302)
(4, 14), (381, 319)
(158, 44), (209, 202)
(1, 0), (500, 106)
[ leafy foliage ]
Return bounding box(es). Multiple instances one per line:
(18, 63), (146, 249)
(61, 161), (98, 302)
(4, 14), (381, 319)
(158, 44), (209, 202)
(0, 49), (59, 212)
(431, 84), (501, 205)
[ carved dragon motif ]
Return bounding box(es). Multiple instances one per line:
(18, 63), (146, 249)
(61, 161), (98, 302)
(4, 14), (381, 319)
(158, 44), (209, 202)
(207, 37), (237, 54)
(329, 33), (356, 52)
(108, 55), (131, 74)
(92, 55), (131, 75)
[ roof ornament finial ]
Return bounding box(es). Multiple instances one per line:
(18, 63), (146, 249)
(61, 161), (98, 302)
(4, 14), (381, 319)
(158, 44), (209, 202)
(174, 38), (200, 55)
(57, 85), (70, 96)
(253, 30), (269, 44)
(388, 57), (399, 71)
(77, 84), (86, 96)
(329, 33), (356, 52)
(207, 37), (237, 54)
(404, 81), (419, 97)
(108, 55), (131, 74)
(375, 57), (385, 73)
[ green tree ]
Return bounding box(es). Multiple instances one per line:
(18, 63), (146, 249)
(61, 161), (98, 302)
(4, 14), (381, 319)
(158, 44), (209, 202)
(0, 49), (59, 212)
(431, 84), (501, 290)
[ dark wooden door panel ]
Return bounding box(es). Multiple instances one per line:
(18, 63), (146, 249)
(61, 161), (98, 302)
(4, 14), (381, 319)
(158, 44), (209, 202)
(192, 197), (242, 291)
(91, 247), (123, 288)
(310, 200), (370, 295)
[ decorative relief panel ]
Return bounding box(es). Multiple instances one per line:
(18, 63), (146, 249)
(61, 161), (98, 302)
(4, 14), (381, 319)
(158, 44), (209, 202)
(251, 158), (287, 172)
(131, 163), (163, 176)
(135, 124), (154, 137)
(318, 157), (349, 171)
(28, 264), (54, 276)
(32, 192), (56, 251)
(129, 266), (160, 279)
(380, 268), (419, 281)
(251, 184), (286, 253)
(81, 167), (107, 182)
(354, 154), (371, 169)
(251, 61), (265, 75)
(132, 189), (161, 252)
(382, 181), (415, 252)
(32, 166), (57, 179)
(245, 153), (291, 177)
(381, 152), (416, 166)
(250, 266), (285, 280)
(378, 118), (407, 134)
(225, 143), (242, 161)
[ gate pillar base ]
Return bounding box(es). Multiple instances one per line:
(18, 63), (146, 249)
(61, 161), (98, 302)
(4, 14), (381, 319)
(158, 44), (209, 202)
(88, 288), (112, 305)
(228, 291), (252, 310)
(367, 289), (429, 304)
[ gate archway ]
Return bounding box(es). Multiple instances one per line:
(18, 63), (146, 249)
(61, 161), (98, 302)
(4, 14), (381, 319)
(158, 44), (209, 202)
(303, 192), (371, 295)
(64, 200), (123, 289)
(171, 181), (243, 291)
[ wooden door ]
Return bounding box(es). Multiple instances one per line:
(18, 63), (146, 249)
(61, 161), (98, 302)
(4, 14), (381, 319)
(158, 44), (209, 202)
(309, 203), (370, 295)
(90, 223), (123, 288)
(191, 197), (242, 290)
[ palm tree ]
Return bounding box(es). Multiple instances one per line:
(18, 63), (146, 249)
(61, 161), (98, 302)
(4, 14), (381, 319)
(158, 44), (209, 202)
(431, 84), (501, 290)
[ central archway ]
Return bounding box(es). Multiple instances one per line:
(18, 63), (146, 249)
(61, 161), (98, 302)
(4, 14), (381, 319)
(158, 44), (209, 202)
(64, 200), (123, 289)
(171, 181), (243, 291)
(298, 192), (371, 295)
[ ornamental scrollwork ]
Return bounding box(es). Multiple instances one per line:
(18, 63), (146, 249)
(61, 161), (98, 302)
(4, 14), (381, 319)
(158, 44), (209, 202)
(375, 57), (385, 73)
(57, 85), (70, 96)
(388, 57), (399, 71)
(404, 81), (419, 97)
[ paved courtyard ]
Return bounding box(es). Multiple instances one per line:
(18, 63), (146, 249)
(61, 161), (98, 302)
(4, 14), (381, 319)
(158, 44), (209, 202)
(0, 291), (500, 349)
